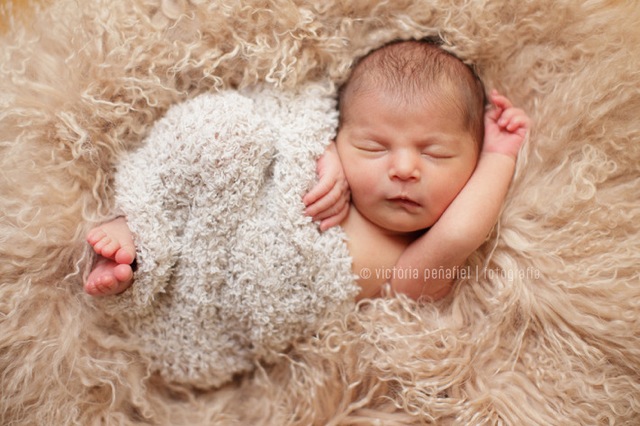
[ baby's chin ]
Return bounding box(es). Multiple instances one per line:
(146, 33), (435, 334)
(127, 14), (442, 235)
(371, 216), (433, 238)
(352, 202), (434, 236)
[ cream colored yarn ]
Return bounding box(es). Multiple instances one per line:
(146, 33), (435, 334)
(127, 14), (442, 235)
(99, 83), (358, 388)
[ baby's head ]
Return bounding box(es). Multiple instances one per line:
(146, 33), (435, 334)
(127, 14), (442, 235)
(339, 39), (485, 149)
(336, 40), (486, 234)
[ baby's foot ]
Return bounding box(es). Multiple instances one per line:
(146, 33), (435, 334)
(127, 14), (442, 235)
(85, 257), (134, 296)
(86, 217), (136, 265)
(85, 217), (136, 296)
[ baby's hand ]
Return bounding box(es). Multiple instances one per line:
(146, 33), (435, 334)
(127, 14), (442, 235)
(483, 90), (531, 159)
(303, 142), (350, 231)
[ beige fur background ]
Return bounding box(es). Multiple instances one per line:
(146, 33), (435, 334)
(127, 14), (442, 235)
(1, 0), (639, 424)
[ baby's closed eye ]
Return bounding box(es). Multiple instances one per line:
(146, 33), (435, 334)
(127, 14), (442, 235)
(355, 140), (387, 152)
(421, 145), (454, 159)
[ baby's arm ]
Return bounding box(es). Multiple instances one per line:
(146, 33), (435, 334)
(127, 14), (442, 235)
(303, 142), (350, 230)
(391, 91), (531, 301)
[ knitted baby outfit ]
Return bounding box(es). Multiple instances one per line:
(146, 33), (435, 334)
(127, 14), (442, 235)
(99, 83), (358, 388)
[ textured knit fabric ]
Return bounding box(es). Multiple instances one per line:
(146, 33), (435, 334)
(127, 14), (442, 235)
(99, 83), (359, 388)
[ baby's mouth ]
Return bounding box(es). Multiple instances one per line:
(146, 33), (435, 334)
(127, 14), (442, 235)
(388, 196), (421, 209)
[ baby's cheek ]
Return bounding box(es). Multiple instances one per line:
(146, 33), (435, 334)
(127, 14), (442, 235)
(347, 180), (372, 205)
(431, 184), (460, 214)
(349, 168), (376, 191)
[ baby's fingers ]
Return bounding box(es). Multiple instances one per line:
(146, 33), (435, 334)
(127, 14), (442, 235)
(498, 108), (530, 132)
(318, 196), (350, 231)
(303, 174), (333, 207)
(485, 91), (509, 122)
(489, 90), (513, 110)
(304, 180), (348, 219)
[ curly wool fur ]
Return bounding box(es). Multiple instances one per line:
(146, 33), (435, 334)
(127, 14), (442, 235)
(1, 0), (639, 424)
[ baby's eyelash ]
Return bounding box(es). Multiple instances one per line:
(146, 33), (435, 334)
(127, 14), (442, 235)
(356, 140), (386, 152)
(421, 149), (453, 159)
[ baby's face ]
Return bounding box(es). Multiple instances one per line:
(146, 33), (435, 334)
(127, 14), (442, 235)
(336, 89), (479, 235)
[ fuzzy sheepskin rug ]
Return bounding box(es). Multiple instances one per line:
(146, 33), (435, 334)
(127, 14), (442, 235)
(1, 0), (639, 424)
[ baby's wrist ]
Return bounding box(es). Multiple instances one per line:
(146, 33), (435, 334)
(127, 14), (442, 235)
(480, 149), (519, 162)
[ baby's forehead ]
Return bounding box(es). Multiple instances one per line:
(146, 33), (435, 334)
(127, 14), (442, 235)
(343, 83), (467, 120)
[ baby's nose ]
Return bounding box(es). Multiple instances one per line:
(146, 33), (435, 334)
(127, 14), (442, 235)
(389, 151), (420, 181)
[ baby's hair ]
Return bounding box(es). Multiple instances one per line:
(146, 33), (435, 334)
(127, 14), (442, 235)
(338, 38), (486, 149)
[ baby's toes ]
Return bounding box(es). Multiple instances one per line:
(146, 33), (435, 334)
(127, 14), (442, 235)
(114, 244), (136, 265)
(113, 264), (134, 289)
(100, 239), (123, 259)
(93, 237), (119, 259)
(90, 275), (117, 296)
(87, 228), (107, 246)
